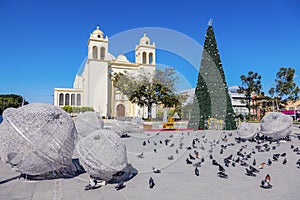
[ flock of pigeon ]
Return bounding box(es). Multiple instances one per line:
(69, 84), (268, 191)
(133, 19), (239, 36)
(131, 128), (300, 191)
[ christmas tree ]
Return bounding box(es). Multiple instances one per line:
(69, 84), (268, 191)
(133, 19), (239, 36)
(188, 20), (236, 130)
(188, 73), (211, 130)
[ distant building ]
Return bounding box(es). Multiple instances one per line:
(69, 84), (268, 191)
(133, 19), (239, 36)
(54, 26), (156, 118)
(180, 88), (195, 106)
(282, 99), (300, 120)
(229, 92), (249, 116)
(179, 87), (249, 116)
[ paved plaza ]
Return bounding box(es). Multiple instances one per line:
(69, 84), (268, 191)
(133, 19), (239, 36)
(1, 124), (300, 200)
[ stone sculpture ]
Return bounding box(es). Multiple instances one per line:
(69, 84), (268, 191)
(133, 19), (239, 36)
(0, 103), (76, 175)
(76, 129), (128, 181)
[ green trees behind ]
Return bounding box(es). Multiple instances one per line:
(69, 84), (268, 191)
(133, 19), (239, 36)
(238, 67), (299, 120)
(61, 106), (94, 115)
(0, 94), (28, 115)
(269, 67), (299, 110)
(238, 71), (262, 114)
(112, 68), (183, 119)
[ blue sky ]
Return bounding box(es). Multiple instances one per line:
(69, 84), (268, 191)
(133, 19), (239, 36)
(0, 0), (299, 103)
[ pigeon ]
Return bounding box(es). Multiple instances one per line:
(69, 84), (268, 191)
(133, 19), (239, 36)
(201, 157), (205, 163)
(195, 167), (199, 176)
(217, 171), (228, 179)
(115, 180), (125, 190)
(137, 152), (144, 158)
(154, 142), (157, 146)
(167, 156), (174, 160)
(232, 162), (236, 167)
(245, 168), (256, 177)
(237, 151), (243, 157)
(154, 149), (157, 153)
(209, 154), (213, 160)
(170, 143), (174, 147)
(186, 158), (192, 164)
(165, 139), (170, 145)
(253, 159), (256, 166)
(159, 140), (162, 144)
(273, 154), (279, 161)
(224, 161), (229, 168)
(291, 145), (294, 149)
(218, 165), (225, 172)
(293, 147), (298, 152)
(189, 154), (195, 160)
(249, 165), (259, 173)
(18, 173), (27, 180)
(175, 149), (179, 154)
(152, 167), (161, 173)
(143, 141), (146, 146)
(235, 157), (240, 163)
(267, 159), (272, 166)
(281, 153), (286, 157)
(283, 158), (287, 165)
(296, 159), (300, 168)
(149, 177), (155, 188)
(212, 160), (219, 166)
(148, 139), (150, 143)
(242, 155), (248, 161)
(193, 161), (201, 168)
(240, 161), (248, 167)
(220, 149), (223, 154)
(226, 154), (233, 160)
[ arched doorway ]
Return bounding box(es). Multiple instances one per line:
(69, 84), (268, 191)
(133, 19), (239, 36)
(116, 104), (125, 117)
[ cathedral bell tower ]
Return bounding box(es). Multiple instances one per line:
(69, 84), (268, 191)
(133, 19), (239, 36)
(88, 26), (108, 60)
(135, 33), (156, 65)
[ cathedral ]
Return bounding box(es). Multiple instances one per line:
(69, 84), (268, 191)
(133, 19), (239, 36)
(54, 26), (157, 118)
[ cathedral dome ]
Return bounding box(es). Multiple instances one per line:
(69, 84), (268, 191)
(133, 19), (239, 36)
(91, 26), (104, 39)
(115, 54), (130, 63)
(139, 33), (150, 45)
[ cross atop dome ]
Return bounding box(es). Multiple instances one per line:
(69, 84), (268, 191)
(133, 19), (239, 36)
(90, 25), (105, 40)
(208, 19), (213, 26)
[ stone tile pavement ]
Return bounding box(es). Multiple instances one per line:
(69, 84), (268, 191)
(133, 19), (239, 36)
(1, 125), (300, 200)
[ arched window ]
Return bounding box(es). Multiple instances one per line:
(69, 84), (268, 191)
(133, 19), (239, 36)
(65, 93), (70, 106)
(142, 52), (147, 64)
(149, 52), (153, 64)
(77, 94), (81, 106)
(59, 93), (64, 106)
(92, 46), (98, 59)
(100, 47), (105, 60)
(116, 104), (125, 117)
(71, 94), (75, 106)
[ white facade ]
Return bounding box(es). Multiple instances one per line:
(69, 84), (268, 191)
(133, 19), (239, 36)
(54, 26), (156, 118)
(179, 87), (249, 116)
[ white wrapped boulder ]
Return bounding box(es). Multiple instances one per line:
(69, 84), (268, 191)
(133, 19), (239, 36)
(260, 112), (293, 139)
(76, 129), (127, 181)
(0, 103), (76, 175)
(237, 122), (257, 139)
(74, 111), (104, 138)
(111, 119), (143, 136)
